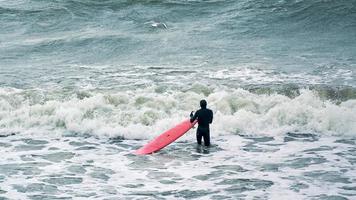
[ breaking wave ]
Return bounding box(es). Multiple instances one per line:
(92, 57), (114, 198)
(1, 86), (355, 139)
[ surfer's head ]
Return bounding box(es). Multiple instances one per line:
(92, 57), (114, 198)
(200, 99), (207, 108)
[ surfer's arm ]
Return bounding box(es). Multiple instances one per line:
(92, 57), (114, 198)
(190, 111), (198, 123)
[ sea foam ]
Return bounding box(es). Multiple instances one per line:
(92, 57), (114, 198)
(0, 87), (355, 139)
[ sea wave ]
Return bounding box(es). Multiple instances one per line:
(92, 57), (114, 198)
(1, 0), (355, 69)
(1, 86), (355, 139)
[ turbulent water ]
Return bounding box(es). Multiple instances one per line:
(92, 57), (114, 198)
(1, 0), (356, 199)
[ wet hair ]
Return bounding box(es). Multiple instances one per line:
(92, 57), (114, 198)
(200, 99), (207, 108)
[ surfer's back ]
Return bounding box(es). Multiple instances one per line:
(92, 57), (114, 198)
(191, 108), (213, 128)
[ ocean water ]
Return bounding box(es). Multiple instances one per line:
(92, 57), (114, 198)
(1, 0), (356, 199)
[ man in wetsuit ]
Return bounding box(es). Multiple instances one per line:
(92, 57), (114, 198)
(190, 100), (213, 146)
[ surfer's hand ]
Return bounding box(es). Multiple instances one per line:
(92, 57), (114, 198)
(190, 111), (194, 118)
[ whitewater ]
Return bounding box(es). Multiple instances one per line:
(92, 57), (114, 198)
(1, 0), (356, 199)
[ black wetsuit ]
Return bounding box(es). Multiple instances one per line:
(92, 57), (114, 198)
(190, 108), (213, 146)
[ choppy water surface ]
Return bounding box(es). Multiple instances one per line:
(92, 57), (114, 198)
(1, 0), (356, 199)
(0, 134), (355, 199)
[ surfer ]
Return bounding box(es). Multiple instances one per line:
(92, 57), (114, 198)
(190, 100), (213, 146)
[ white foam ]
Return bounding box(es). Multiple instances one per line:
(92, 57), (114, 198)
(0, 129), (354, 199)
(206, 66), (354, 85)
(0, 87), (355, 139)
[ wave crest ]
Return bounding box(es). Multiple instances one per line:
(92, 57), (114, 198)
(0, 87), (355, 139)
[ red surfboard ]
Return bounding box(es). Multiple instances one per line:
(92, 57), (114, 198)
(135, 119), (197, 155)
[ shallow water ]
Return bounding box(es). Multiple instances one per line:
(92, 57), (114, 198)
(0, 133), (355, 199)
